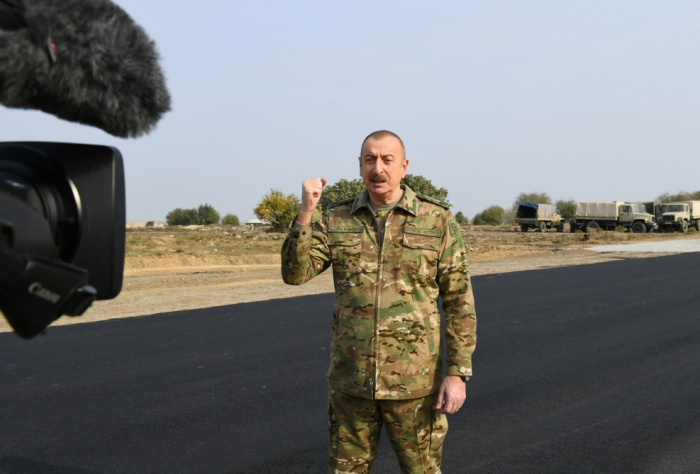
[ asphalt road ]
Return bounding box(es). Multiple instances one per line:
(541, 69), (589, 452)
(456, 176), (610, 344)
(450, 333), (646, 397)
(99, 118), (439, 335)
(1, 254), (699, 474)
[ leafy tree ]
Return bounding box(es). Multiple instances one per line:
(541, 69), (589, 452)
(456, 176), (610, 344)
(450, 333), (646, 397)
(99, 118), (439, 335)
(401, 174), (448, 202)
(198, 203), (221, 225)
(473, 205), (505, 226)
(454, 211), (468, 225)
(222, 214), (240, 226)
(254, 189), (301, 232)
(319, 178), (365, 210)
(657, 190), (700, 203)
(166, 208), (199, 226)
(512, 192), (552, 210)
(555, 199), (577, 219)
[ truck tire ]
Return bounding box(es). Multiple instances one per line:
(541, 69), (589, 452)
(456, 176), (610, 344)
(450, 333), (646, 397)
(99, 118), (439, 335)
(585, 221), (600, 232)
(680, 221), (689, 233)
(557, 222), (564, 233)
(539, 221), (547, 233)
(631, 222), (646, 234)
(570, 221), (577, 233)
(520, 224), (529, 233)
(695, 221), (700, 232)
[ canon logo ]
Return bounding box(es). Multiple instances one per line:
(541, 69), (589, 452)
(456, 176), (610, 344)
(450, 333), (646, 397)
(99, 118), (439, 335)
(28, 282), (61, 304)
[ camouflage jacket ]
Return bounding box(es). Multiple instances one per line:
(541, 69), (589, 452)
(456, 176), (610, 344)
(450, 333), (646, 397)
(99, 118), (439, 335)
(281, 185), (476, 400)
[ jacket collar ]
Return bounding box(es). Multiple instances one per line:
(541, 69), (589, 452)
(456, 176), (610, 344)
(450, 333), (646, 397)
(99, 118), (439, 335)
(350, 184), (418, 217)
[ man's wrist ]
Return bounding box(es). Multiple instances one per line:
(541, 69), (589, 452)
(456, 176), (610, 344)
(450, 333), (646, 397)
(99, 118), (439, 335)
(446, 375), (469, 383)
(296, 208), (314, 226)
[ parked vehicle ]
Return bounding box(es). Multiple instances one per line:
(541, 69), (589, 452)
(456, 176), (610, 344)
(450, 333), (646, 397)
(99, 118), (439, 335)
(569, 201), (656, 233)
(515, 202), (564, 232)
(642, 201), (664, 222)
(658, 201), (700, 233)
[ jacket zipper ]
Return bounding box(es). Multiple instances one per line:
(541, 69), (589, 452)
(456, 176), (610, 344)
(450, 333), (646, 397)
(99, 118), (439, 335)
(372, 208), (392, 398)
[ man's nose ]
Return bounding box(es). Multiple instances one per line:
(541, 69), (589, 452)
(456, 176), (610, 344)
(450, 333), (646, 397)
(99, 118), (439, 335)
(373, 158), (385, 173)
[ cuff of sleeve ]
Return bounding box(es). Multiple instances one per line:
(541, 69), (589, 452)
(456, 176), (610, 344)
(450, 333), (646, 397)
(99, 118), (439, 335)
(447, 365), (472, 377)
(288, 221), (313, 240)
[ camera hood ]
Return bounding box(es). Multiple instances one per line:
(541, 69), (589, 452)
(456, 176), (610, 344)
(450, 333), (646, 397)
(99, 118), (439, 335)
(0, 142), (125, 298)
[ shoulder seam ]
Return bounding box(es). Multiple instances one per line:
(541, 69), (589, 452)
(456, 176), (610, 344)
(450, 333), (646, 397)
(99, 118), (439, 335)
(415, 192), (452, 209)
(327, 195), (357, 208)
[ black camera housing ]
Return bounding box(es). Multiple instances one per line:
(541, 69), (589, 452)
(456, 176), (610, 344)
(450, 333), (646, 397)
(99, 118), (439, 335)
(0, 142), (125, 337)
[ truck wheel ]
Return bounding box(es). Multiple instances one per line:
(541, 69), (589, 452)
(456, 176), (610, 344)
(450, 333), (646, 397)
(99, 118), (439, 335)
(569, 221), (577, 233)
(631, 222), (646, 234)
(520, 224), (529, 232)
(557, 222), (564, 233)
(585, 221), (600, 232)
(695, 221), (700, 232)
(680, 221), (689, 233)
(539, 221), (547, 233)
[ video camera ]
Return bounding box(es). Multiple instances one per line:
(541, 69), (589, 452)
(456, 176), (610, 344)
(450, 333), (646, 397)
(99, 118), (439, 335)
(0, 0), (170, 338)
(0, 142), (125, 338)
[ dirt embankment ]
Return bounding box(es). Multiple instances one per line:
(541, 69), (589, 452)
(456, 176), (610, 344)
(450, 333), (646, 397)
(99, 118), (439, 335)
(2, 226), (697, 333)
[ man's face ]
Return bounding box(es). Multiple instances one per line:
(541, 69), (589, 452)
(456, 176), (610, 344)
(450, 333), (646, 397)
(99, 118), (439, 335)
(358, 136), (408, 204)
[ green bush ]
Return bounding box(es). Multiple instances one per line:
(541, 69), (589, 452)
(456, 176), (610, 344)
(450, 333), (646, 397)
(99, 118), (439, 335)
(473, 205), (505, 225)
(222, 214), (240, 226)
(454, 211), (468, 225)
(400, 174), (448, 202)
(198, 203), (221, 225)
(657, 190), (700, 203)
(166, 204), (222, 226)
(254, 189), (300, 232)
(166, 208), (199, 226)
(319, 178), (365, 210)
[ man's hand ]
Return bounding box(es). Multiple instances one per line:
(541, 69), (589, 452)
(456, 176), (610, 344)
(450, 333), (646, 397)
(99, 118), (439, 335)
(435, 375), (467, 414)
(297, 178), (327, 225)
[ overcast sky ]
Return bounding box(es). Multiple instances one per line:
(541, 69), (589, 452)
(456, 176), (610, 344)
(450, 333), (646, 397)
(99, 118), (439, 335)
(1, 1), (699, 222)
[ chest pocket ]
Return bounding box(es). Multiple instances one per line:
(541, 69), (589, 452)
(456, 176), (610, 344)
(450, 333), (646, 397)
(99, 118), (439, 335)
(402, 227), (442, 277)
(327, 226), (363, 273)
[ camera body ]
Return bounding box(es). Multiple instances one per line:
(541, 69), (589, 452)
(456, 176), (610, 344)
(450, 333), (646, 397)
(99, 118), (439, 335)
(0, 142), (125, 338)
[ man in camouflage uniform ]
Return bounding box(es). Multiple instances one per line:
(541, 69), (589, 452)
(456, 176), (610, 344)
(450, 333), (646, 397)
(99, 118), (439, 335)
(281, 130), (477, 474)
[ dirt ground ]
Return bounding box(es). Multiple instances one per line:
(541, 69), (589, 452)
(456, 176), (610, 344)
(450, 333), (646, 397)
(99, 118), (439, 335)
(2, 225), (698, 333)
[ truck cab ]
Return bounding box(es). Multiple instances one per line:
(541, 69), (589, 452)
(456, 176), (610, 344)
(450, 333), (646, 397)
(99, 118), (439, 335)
(660, 202), (691, 233)
(620, 203), (656, 233)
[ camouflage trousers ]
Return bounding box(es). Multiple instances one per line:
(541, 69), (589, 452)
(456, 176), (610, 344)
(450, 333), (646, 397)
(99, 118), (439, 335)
(328, 389), (448, 474)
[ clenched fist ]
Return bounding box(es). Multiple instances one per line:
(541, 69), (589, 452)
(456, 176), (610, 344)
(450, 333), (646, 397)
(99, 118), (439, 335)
(297, 177), (327, 225)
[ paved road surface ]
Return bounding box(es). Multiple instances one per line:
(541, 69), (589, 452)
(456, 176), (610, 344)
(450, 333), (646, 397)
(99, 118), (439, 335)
(1, 254), (699, 473)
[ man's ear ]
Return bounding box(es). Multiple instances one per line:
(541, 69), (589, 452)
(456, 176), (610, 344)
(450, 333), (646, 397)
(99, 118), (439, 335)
(358, 156), (362, 176)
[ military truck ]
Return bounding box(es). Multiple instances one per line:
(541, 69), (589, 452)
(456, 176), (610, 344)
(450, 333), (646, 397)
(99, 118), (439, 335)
(515, 202), (564, 232)
(658, 201), (700, 233)
(569, 201), (656, 233)
(642, 201), (664, 222)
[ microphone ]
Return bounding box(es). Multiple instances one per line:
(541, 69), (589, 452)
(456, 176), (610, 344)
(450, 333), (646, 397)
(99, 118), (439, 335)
(0, 0), (171, 138)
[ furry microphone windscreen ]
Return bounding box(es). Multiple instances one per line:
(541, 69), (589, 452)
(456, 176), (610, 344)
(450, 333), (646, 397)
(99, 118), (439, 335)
(0, 0), (171, 138)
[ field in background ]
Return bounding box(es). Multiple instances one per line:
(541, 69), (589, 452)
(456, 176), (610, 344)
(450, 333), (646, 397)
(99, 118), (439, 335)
(125, 223), (699, 264)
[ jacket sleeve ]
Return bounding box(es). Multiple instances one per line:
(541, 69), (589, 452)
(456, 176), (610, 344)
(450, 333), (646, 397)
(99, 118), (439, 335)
(436, 213), (477, 377)
(280, 214), (332, 285)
